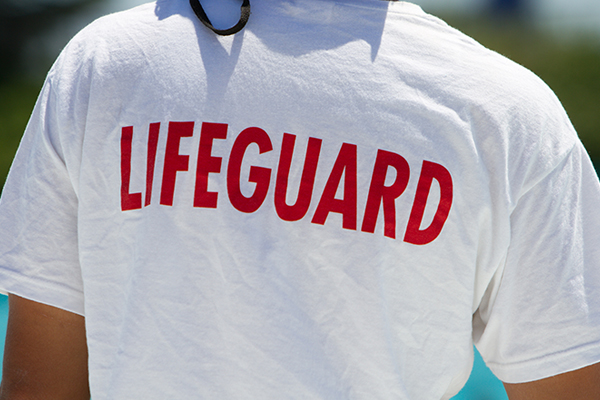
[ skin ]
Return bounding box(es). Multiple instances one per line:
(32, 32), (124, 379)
(0, 294), (599, 399)
(0, 294), (89, 400)
(504, 363), (600, 400)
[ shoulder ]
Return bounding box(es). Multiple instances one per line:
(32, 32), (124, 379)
(51, 1), (196, 74)
(45, 0), (201, 98)
(382, 8), (580, 195)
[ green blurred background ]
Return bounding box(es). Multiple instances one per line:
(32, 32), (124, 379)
(0, 0), (598, 399)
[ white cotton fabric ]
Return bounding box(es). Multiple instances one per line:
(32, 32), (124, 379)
(1, 0), (600, 398)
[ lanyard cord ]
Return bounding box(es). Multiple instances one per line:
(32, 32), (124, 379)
(189, 0), (251, 36)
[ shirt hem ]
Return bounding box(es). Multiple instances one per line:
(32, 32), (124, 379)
(486, 341), (600, 383)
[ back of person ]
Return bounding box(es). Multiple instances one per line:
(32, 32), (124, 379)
(1, 0), (599, 399)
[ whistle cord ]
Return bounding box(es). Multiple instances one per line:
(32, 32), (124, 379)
(189, 0), (251, 36)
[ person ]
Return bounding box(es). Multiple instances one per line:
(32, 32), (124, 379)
(0, 0), (599, 398)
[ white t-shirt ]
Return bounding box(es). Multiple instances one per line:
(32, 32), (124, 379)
(1, 0), (599, 398)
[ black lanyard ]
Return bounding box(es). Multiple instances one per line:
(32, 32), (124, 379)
(189, 0), (251, 36)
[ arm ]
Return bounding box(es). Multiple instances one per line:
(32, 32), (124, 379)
(504, 363), (600, 400)
(0, 294), (90, 400)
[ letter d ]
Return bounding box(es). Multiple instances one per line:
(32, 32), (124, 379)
(404, 161), (453, 245)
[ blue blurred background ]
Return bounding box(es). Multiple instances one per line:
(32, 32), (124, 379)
(1, 0), (599, 398)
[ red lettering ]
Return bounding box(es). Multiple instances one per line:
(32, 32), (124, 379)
(120, 126), (142, 211)
(144, 122), (160, 207)
(227, 127), (273, 213)
(404, 161), (453, 245)
(361, 150), (410, 239)
(123, 119), (454, 245)
(311, 143), (357, 230)
(275, 134), (322, 221)
(160, 121), (194, 206)
(194, 122), (228, 208)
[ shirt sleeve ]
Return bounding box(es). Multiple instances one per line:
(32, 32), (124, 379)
(473, 141), (600, 383)
(0, 75), (85, 316)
